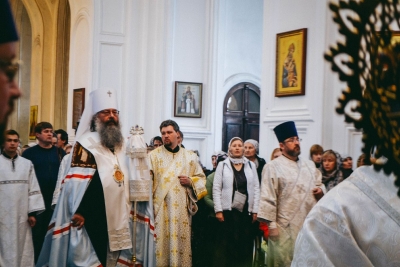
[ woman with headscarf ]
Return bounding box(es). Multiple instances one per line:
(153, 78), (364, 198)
(340, 154), (353, 179)
(213, 137), (260, 267)
(244, 139), (266, 183)
(321, 149), (344, 191)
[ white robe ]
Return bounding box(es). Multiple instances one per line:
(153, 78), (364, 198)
(38, 133), (156, 267)
(52, 153), (71, 207)
(0, 154), (45, 267)
(292, 166), (400, 267)
(258, 156), (324, 267)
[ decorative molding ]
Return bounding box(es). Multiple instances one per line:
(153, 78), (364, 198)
(344, 125), (363, 155)
(223, 73), (261, 89)
(97, 42), (124, 90)
(73, 8), (90, 33)
(99, 0), (125, 36)
(181, 135), (209, 166)
(263, 107), (313, 123)
(34, 34), (41, 47)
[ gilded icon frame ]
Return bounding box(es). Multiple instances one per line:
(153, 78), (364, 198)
(275, 28), (307, 97)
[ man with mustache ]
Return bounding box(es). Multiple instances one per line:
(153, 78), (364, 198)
(0, 0), (22, 144)
(37, 89), (152, 267)
(257, 121), (325, 267)
(148, 120), (207, 267)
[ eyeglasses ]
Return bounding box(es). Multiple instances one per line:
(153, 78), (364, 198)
(99, 109), (119, 116)
(0, 60), (19, 82)
(284, 137), (302, 143)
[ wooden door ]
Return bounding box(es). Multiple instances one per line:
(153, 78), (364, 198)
(222, 83), (260, 152)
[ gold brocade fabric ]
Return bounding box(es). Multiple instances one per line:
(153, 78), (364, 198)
(148, 147), (206, 267)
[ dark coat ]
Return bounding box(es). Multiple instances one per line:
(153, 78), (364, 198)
(256, 155), (266, 183)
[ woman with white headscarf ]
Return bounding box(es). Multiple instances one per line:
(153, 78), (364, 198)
(244, 139), (266, 182)
(213, 137), (260, 267)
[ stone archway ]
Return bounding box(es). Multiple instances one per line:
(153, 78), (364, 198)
(10, 0), (71, 143)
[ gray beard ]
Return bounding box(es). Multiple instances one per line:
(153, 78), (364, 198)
(287, 146), (301, 158)
(95, 118), (124, 150)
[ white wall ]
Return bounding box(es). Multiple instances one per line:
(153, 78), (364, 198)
(67, 0), (264, 169)
(213, 0), (264, 159)
(67, 0), (362, 169)
(67, 0), (94, 141)
(259, 0), (362, 168)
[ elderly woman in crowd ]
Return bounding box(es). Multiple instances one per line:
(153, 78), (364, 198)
(213, 137), (260, 267)
(244, 139), (266, 182)
(340, 154), (353, 179)
(321, 149), (344, 191)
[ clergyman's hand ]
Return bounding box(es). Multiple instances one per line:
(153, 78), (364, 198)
(216, 212), (224, 222)
(28, 216), (36, 228)
(252, 213), (257, 223)
(71, 213), (85, 230)
(312, 187), (324, 201)
(269, 227), (279, 241)
(178, 175), (192, 187)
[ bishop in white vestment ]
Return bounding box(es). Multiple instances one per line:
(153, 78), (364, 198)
(0, 149), (45, 267)
(37, 89), (154, 267)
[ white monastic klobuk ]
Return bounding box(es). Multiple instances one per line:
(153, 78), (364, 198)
(0, 154), (45, 267)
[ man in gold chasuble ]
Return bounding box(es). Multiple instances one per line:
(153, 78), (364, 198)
(148, 120), (207, 267)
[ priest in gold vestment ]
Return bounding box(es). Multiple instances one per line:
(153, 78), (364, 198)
(148, 120), (207, 267)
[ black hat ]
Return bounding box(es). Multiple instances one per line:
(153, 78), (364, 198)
(0, 0), (19, 44)
(273, 121), (298, 143)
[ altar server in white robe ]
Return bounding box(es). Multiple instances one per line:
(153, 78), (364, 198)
(257, 121), (325, 267)
(0, 129), (45, 267)
(292, 3), (400, 265)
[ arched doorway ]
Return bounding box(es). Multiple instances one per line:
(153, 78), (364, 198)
(222, 83), (260, 152)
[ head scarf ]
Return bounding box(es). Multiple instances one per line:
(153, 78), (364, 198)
(212, 150), (225, 157)
(228, 137), (245, 164)
(321, 149), (343, 191)
(244, 139), (259, 154)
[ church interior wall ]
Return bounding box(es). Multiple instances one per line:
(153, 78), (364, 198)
(8, 0), (365, 170)
(76, 0), (265, 169)
(66, 0), (93, 141)
(213, 0), (263, 164)
(65, 0), (363, 168)
(259, 0), (362, 169)
(9, 2), (32, 146)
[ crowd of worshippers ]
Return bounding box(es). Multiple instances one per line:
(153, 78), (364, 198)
(0, 117), (379, 267)
(4, 0), (400, 265)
